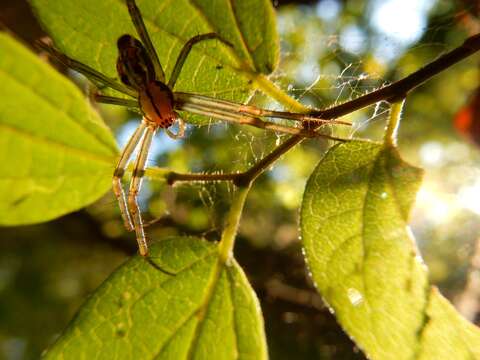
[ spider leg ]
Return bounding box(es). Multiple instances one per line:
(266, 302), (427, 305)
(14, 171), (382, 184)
(174, 92), (351, 126)
(177, 103), (345, 140)
(168, 33), (231, 89)
(113, 120), (148, 232)
(93, 94), (139, 108)
(165, 117), (185, 139)
(126, 0), (166, 82)
(37, 41), (137, 97)
(128, 123), (157, 257)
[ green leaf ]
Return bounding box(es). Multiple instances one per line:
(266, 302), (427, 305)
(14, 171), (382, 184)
(44, 237), (267, 359)
(301, 140), (480, 359)
(29, 0), (280, 124)
(418, 288), (480, 359)
(0, 34), (117, 225)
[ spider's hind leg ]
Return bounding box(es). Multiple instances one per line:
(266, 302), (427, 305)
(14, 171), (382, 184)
(93, 93), (140, 108)
(36, 41), (136, 97)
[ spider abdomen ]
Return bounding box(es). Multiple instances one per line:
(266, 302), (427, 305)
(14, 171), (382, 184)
(139, 80), (176, 128)
(117, 34), (155, 89)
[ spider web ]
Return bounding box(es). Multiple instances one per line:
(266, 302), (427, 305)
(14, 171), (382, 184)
(91, 1), (472, 245)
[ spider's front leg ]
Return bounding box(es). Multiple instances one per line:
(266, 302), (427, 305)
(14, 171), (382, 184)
(168, 33), (231, 89)
(127, 121), (157, 256)
(112, 121), (148, 232)
(126, 0), (165, 82)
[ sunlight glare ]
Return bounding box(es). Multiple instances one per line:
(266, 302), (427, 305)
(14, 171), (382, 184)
(371, 0), (435, 44)
(419, 141), (445, 167)
(316, 0), (341, 21)
(340, 25), (367, 55)
(416, 186), (452, 224)
(458, 181), (480, 215)
(369, 0), (436, 61)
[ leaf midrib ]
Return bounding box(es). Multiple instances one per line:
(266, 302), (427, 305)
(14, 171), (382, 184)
(184, 257), (225, 360)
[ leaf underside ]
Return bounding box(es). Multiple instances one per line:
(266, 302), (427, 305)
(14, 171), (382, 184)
(0, 34), (117, 225)
(30, 0), (280, 125)
(44, 237), (267, 360)
(301, 140), (480, 360)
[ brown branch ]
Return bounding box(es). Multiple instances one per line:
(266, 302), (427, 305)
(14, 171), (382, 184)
(167, 33), (480, 187)
(239, 33), (480, 184)
(310, 33), (480, 119)
(166, 171), (239, 184)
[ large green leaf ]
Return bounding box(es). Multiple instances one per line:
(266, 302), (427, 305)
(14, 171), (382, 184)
(30, 0), (280, 123)
(44, 237), (267, 359)
(301, 140), (480, 359)
(0, 34), (117, 225)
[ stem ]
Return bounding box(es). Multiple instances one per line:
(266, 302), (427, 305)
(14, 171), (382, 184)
(151, 34), (480, 187)
(384, 100), (405, 146)
(253, 74), (309, 112)
(218, 185), (251, 263)
(144, 167), (169, 182)
(162, 135), (306, 186)
(236, 135), (301, 186)
(178, 34), (480, 185)
(166, 171), (238, 184)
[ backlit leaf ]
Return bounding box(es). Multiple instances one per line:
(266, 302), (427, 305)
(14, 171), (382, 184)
(301, 140), (480, 359)
(44, 237), (267, 360)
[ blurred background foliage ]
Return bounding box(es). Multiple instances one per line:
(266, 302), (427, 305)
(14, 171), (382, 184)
(1, 0), (480, 359)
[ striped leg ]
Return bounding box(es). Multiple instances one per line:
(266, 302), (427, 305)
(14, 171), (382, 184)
(37, 41), (137, 97)
(176, 103), (334, 138)
(174, 92), (350, 126)
(126, 0), (166, 82)
(168, 33), (230, 89)
(93, 94), (139, 108)
(113, 120), (148, 231)
(128, 123), (157, 256)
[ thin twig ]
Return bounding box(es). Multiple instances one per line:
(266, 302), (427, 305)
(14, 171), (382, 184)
(164, 33), (480, 186)
(237, 33), (480, 185)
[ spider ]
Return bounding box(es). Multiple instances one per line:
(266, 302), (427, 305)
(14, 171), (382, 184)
(38, 0), (348, 256)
